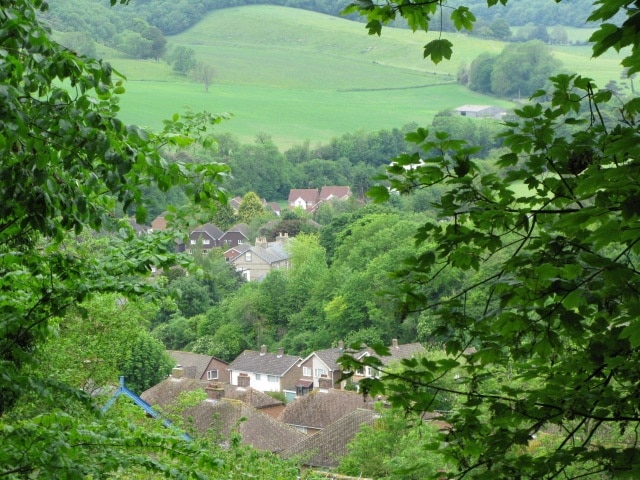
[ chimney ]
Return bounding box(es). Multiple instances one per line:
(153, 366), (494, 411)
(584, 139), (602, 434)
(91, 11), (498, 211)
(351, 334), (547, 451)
(260, 344), (267, 356)
(172, 365), (184, 379)
(338, 340), (344, 350)
(205, 382), (224, 401)
(256, 236), (268, 248)
(392, 339), (398, 349)
(277, 347), (284, 358)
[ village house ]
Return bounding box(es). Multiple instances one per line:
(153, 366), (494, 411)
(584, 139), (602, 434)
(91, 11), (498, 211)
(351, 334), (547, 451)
(168, 350), (230, 384)
(287, 186), (351, 213)
(226, 233), (290, 282)
(227, 345), (302, 397)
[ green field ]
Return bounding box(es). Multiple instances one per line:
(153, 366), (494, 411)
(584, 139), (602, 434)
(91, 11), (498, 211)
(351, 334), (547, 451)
(107, 5), (626, 148)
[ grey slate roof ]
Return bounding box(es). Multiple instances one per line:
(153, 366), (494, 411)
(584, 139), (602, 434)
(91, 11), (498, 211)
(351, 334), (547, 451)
(228, 350), (301, 376)
(313, 347), (347, 371)
(281, 408), (378, 467)
(277, 390), (375, 430)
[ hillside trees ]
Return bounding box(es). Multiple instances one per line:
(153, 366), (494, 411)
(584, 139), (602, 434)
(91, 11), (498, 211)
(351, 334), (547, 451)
(345, 0), (640, 478)
(466, 41), (560, 98)
(0, 0), (231, 476)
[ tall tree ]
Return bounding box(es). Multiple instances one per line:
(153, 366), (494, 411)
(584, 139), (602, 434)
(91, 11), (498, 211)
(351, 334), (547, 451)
(347, 0), (640, 478)
(0, 0), (229, 477)
(237, 191), (265, 224)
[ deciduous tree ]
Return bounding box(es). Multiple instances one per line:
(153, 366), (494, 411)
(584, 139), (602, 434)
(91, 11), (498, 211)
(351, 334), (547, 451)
(345, 0), (640, 478)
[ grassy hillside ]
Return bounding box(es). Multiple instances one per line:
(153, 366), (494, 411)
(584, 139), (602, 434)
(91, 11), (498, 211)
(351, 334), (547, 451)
(108, 5), (625, 148)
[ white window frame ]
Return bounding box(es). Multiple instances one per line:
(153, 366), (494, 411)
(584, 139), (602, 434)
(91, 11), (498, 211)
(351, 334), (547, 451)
(203, 238), (210, 245)
(255, 373), (261, 381)
(238, 239), (243, 244)
(315, 368), (327, 377)
(303, 366), (312, 377)
(190, 239), (196, 245)
(267, 375), (279, 383)
(245, 252), (252, 261)
(206, 369), (218, 380)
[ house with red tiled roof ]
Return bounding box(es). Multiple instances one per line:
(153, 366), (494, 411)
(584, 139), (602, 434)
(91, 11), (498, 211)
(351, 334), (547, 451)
(288, 186), (352, 213)
(288, 188), (319, 211)
(319, 186), (351, 203)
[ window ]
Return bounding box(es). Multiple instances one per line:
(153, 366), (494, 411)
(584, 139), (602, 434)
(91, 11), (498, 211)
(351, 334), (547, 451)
(203, 239), (210, 245)
(206, 369), (218, 380)
(303, 366), (312, 377)
(267, 375), (279, 383)
(355, 367), (364, 376)
(255, 373), (261, 381)
(315, 368), (327, 377)
(245, 252), (252, 262)
(238, 239), (243, 244)
(190, 239), (196, 245)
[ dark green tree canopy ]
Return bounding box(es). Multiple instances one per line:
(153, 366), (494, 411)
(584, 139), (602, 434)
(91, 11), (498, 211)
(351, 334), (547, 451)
(344, 0), (640, 478)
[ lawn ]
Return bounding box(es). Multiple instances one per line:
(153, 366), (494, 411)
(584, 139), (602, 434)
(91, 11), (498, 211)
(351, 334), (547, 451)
(106, 5), (625, 149)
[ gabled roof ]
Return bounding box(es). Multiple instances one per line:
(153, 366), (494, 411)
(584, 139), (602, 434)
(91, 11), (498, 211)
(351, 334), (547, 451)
(288, 188), (319, 203)
(319, 186), (351, 201)
(281, 408), (378, 467)
(227, 241), (290, 265)
(140, 375), (282, 411)
(168, 350), (227, 380)
(229, 196), (243, 211)
(222, 223), (250, 237)
(228, 350), (301, 376)
(186, 399), (305, 452)
(223, 386), (284, 409)
(302, 346), (347, 372)
(224, 243), (252, 257)
(377, 341), (426, 366)
(140, 376), (204, 407)
(191, 223), (223, 240)
(277, 390), (375, 430)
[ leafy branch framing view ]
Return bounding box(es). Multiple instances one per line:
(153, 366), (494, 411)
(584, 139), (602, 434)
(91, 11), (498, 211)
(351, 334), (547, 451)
(2, 0), (640, 478)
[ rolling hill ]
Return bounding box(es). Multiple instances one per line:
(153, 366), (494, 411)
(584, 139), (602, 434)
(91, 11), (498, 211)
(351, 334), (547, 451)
(106, 5), (624, 148)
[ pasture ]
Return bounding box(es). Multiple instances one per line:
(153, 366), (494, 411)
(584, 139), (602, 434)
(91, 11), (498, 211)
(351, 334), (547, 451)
(107, 5), (626, 148)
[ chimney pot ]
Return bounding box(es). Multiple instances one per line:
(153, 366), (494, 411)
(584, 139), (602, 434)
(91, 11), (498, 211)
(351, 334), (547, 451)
(277, 347), (284, 358)
(172, 365), (184, 379)
(392, 339), (398, 349)
(260, 344), (267, 355)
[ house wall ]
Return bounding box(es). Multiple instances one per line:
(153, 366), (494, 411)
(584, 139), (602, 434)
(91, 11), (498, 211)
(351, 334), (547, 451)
(233, 255), (271, 282)
(220, 232), (247, 248)
(281, 364), (303, 392)
(230, 370), (282, 392)
(200, 358), (230, 383)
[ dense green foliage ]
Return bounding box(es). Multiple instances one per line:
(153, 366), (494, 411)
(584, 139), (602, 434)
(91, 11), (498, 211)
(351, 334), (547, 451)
(340, 0), (640, 478)
(465, 40), (561, 98)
